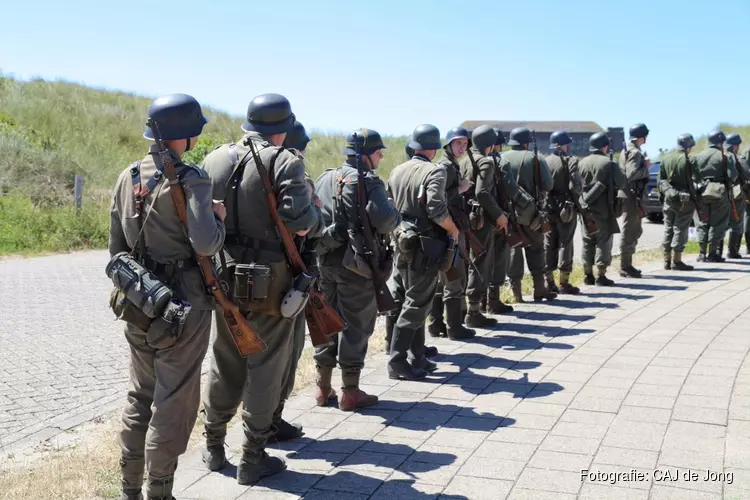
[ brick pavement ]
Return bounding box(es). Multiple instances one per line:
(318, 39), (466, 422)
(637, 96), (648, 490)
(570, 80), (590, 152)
(169, 257), (750, 500)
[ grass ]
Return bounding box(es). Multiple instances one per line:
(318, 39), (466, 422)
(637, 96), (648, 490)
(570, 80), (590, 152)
(0, 239), (705, 499)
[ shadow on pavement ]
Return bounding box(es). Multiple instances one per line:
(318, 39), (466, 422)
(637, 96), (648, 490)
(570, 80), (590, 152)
(649, 273), (725, 283)
(541, 298), (620, 309)
(585, 291), (651, 300)
(614, 282), (687, 291)
(510, 310), (596, 323)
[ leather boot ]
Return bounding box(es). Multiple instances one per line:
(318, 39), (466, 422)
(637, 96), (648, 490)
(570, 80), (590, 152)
(384, 314), (396, 355)
(558, 271), (579, 295)
(717, 239), (725, 258)
(663, 250), (672, 270)
(237, 451), (286, 485)
(545, 271), (560, 294)
(728, 234), (743, 258)
(268, 413), (303, 443)
(707, 242), (726, 262)
(427, 294), (446, 337)
(596, 266), (615, 286)
(120, 457), (145, 500)
(339, 371), (378, 411)
(388, 326), (427, 380)
(465, 305), (497, 328)
(479, 294), (487, 314)
(746, 240), (750, 255)
(532, 274), (557, 302)
(445, 298), (476, 340)
(486, 286), (513, 314)
(672, 252), (694, 271)
(510, 280), (524, 303)
(619, 265), (642, 278)
(315, 366), (336, 406)
(201, 432), (228, 471)
(583, 267), (595, 285)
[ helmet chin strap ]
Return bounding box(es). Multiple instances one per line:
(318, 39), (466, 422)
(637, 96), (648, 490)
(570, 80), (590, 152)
(185, 137), (193, 152)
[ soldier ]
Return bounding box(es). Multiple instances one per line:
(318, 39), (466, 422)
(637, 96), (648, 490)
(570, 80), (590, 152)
(199, 93), (324, 485)
(427, 126), (477, 340)
(544, 130), (582, 294)
(657, 133), (702, 271)
(387, 124), (460, 380)
(723, 133), (750, 258)
(458, 125), (508, 326)
(744, 144), (750, 254)
(109, 94), (226, 500)
(618, 123), (651, 278)
(312, 128), (401, 410)
(579, 132), (627, 285)
(487, 128), (516, 313)
(503, 127), (557, 302)
(693, 130), (738, 262)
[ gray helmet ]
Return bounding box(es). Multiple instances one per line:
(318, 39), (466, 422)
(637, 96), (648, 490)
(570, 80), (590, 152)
(549, 130), (572, 149)
(508, 127), (531, 146)
(405, 144), (415, 158)
(283, 120), (311, 151)
(471, 125), (497, 152)
(708, 130), (726, 145)
(726, 133), (742, 146)
(343, 128), (386, 156)
(241, 93), (296, 135)
(677, 133), (695, 150)
(408, 124), (442, 151)
(143, 93), (208, 141)
(445, 127), (470, 145)
(589, 132), (610, 152)
(629, 123), (650, 139)
(492, 127), (506, 146)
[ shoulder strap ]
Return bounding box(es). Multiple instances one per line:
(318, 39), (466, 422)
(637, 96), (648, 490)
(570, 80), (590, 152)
(560, 154), (572, 197)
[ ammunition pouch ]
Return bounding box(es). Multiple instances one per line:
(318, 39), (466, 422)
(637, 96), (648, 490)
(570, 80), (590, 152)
(702, 181), (726, 204)
(106, 252), (192, 349)
(393, 221), (420, 256)
(438, 237), (458, 273)
(468, 201), (485, 231)
(232, 263), (272, 308)
(582, 181), (606, 206)
(341, 234), (393, 281)
(280, 272), (314, 318)
(513, 188), (537, 226)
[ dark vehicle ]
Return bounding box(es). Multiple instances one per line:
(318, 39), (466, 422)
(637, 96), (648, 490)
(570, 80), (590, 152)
(645, 161), (663, 222)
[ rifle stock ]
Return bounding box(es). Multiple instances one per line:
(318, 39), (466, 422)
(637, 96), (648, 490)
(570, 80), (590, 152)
(352, 133), (398, 314)
(448, 204), (485, 256)
(245, 137), (344, 345)
(721, 147), (740, 222)
(147, 118), (266, 357)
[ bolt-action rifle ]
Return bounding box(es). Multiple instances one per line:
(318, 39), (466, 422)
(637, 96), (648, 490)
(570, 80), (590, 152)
(351, 132), (398, 314)
(246, 137), (345, 346)
(148, 118), (266, 357)
(720, 145), (740, 222)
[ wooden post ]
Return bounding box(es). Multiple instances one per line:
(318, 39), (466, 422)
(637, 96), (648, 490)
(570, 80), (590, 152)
(74, 175), (84, 215)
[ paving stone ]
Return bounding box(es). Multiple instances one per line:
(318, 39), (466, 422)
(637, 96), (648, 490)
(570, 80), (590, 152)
(180, 472), (252, 499)
(672, 405), (728, 425)
(369, 480), (443, 500)
(359, 435), (424, 455)
(390, 459), (460, 486)
(622, 393), (677, 409)
(235, 488), (303, 499)
(410, 444), (474, 466)
(513, 467), (582, 494)
(550, 420), (609, 439)
(506, 488), (576, 500)
(337, 450), (407, 474)
(594, 446), (658, 469)
(505, 411), (559, 430)
(283, 450), (348, 473)
(569, 395), (623, 413)
(473, 440), (537, 461)
(649, 485), (721, 499)
(486, 426), (548, 445)
(440, 476), (514, 500)
(578, 484), (649, 500)
(527, 449), (593, 472)
(313, 469), (388, 495)
(539, 434), (601, 455)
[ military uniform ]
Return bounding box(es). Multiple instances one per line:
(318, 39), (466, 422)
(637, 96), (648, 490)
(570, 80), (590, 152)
(458, 125), (508, 326)
(724, 134), (750, 258)
(744, 146), (750, 254)
(579, 133), (627, 285)
(657, 134), (702, 270)
(693, 130), (738, 262)
(109, 94), (225, 500)
(428, 127), (478, 339)
(387, 124), (457, 380)
(503, 127), (556, 301)
(200, 94), (324, 485)
(487, 128), (516, 313)
(313, 128), (401, 410)
(544, 131), (582, 294)
(618, 124), (651, 278)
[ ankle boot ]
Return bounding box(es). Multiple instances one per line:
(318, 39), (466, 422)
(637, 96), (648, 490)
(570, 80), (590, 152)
(486, 286), (513, 314)
(427, 294), (446, 337)
(315, 366), (336, 406)
(707, 242), (725, 262)
(145, 475), (174, 500)
(664, 250), (672, 270)
(728, 234), (743, 258)
(558, 271), (579, 295)
(532, 274), (557, 301)
(510, 280), (524, 303)
(596, 266), (615, 286)
(339, 371), (378, 411)
(445, 298), (476, 339)
(672, 252), (694, 271)
(388, 326), (427, 380)
(545, 271), (560, 294)
(464, 305), (497, 328)
(237, 451), (286, 485)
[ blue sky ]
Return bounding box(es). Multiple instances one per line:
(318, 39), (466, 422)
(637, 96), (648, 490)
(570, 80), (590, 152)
(2, 0), (749, 154)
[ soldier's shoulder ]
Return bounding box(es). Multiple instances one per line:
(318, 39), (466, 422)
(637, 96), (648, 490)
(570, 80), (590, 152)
(201, 142), (235, 169)
(178, 162), (211, 182)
